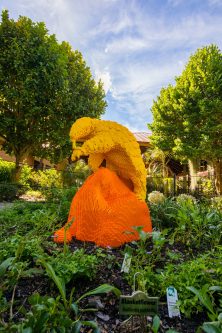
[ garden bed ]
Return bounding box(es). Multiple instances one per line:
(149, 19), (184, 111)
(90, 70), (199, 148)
(0, 194), (222, 332)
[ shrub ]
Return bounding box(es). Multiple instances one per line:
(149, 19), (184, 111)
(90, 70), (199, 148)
(19, 164), (33, 188)
(198, 177), (215, 196)
(0, 158), (15, 182)
(169, 199), (222, 249)
(0, 183), (19, 201)
(29, 169), (62, 189)
(211, 196), (222, 211)
(149, 197), (177, 229)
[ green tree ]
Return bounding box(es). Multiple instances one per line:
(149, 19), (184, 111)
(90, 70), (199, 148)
(149, 45), (222, 194)
(0, 10), (106, 180)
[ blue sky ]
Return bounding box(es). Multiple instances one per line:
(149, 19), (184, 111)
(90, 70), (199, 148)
(1, 0), (222, 131)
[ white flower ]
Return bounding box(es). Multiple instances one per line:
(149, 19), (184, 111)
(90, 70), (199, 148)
(147, 191), (165, 204)
(211, 196), (222, 211)
(176, 194), (196, 205)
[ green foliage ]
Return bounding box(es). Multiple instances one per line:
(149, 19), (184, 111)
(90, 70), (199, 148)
(0, 183), (19, 201)
(148, 196), (222, 250)
(149, 44), (222, 193)
(48, 249), (98, 284)
(168, 200), (222, 249)
(187, 285), (222, 322)
(43, 187), (77, 223)
(32, 259), (120, 332)
(61, 160), (91, 187)
(188, 286), (222, 333)
(0, 201), (62, 240)
(1, 187), (222, 331)
(0, 10), (106, 178)
(19, 164), (33, 188)
(0, 158), (15, 182)
(160, 249), (222, 317)
(198, 178), (215, 197)
(211, 196), (222, 211)
(148, 196), (177, 229)
(0, 235), (45, 262)
(149, 44), (222, 161)
(29, 169), (63, 189)
(0, 291), (103, 332)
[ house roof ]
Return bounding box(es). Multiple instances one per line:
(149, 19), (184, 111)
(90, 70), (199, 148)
(133, 132), (152, 146)
(0, 151), (15, 163)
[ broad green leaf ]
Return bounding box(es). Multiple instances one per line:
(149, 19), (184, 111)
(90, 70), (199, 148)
(71, 303), (79, 316)
(22, 328), (33, 333)
(209, 286), (222, 292)
(71, 321), (82, 333)
(81, 320), (100, 332)
(37, 259), (67, 308)
(202, 323), (222, 333)
(187, 286), (215, 315)
(0, 257), (15, 277)
(152, 315), (161, 333)
(77, 284), (121, 303)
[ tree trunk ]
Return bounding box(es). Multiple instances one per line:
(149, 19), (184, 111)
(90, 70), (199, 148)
(212, 159), (222, 195)
(188, 158), (199, 192)
(12, 154), (22, 182)
(182, 164), (188, 192)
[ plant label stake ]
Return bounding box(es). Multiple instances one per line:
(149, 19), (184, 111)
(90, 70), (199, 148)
(121, 252), (132, 273)
(119, 291), (159, 316)
(166, 286), (180, 318)
(119, 272), (159, 316)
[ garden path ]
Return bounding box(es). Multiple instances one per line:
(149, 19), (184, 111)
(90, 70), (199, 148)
(0, 202), (13, 209)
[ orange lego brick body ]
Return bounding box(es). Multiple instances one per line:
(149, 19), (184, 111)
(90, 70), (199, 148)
(54, 168), (152, 247)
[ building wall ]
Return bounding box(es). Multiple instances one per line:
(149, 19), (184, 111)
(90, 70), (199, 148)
(0, 150), (54, 170)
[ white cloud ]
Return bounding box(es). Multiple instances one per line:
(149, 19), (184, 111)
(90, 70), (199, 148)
(208, 0), (222, 5)
(95, 70), (112, 94)
(2, 0), (222, 131)
(167, 0), (184, 6)
(105, 37), (147, 54)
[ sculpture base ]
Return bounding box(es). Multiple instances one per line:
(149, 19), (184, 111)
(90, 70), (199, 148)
(54, 168), (152, 247)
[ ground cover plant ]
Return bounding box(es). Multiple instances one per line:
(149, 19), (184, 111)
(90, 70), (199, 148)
(0, 191), (222, 332)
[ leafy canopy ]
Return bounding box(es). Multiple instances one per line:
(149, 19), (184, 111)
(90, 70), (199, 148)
(0, 10), (106, 165)
(149, 44), (222, 162)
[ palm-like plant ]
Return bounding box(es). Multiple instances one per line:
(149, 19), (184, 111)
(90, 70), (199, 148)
(144, 147), (172, 177)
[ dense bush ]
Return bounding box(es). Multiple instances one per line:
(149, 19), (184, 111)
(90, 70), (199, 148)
(0, 158), (15, 182)
(211, 196), (222, 211)
(0, 183), (19, 201)
(29, 169), (63, 189)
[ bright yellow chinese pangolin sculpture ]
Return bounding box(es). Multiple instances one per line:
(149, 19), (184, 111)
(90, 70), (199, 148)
(54, 117), (152, 247)
(70, 117), (147, 201)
